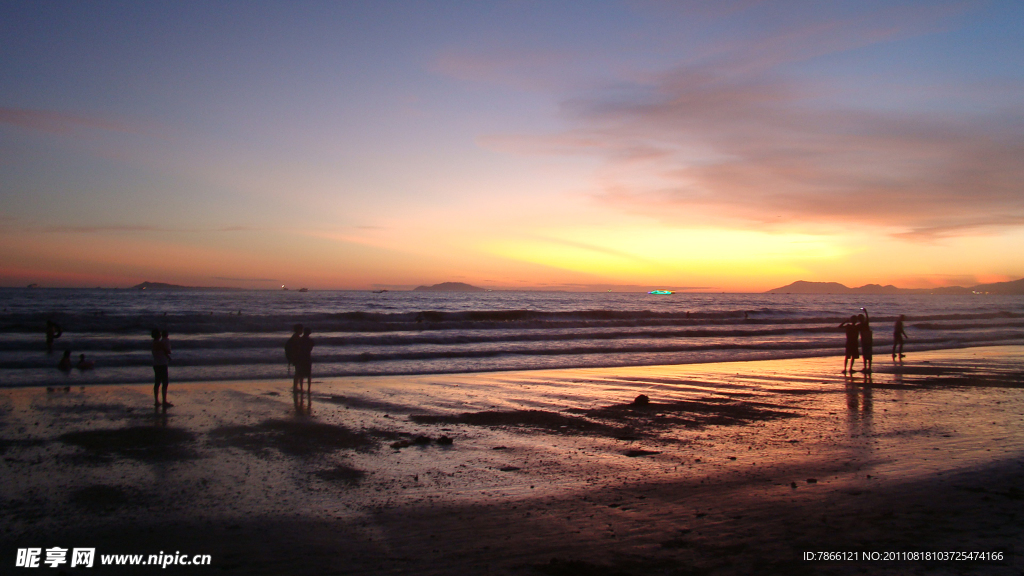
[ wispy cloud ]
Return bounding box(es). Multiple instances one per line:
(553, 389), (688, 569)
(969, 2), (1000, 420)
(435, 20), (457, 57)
(533, 236), (651, 263)
(0, 107), (134, 135)
(212, 277), (279, 283)
(431, 47), (579, 91)
(487, 3), (1024, 240)
(41, 224), (263, 234)
(42, 225), (172, 234)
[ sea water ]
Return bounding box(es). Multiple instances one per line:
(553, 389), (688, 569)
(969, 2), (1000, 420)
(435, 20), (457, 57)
(0, 288), (1021, 387)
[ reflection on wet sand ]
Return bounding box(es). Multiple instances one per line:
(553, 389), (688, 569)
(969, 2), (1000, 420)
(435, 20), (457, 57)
(1, 345), (1022, 575)
(293, 387), (312, 417)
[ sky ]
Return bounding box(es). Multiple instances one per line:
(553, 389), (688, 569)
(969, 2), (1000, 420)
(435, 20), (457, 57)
(1, 0), (1022, 292)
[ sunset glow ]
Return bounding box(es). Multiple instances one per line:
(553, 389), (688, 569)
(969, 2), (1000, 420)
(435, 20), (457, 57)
(2, 1), (1022, 291)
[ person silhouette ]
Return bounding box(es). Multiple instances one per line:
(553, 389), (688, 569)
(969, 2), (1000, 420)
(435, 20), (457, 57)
(892, 314), (908, 360)
(151, 329), (172, 407)
(295, 327), (314, 392)
(76, 353), (95, 370)
(57, 349), (73, 371)
(285, 323), (303, 389)
(839, 315), (860, 373)
(46, 320), (63, 353)
(858, 308), (873, 372)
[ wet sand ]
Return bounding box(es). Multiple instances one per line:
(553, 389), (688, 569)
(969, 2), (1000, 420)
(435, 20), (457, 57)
(2, 346), (1022, 574)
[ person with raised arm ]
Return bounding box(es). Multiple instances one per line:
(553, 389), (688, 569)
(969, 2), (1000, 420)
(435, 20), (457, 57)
(858, 308), (873, 373)
(839, 315), (860, 374)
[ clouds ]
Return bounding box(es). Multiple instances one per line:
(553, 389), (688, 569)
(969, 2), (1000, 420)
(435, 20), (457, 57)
(0, 107), (133, 135)
(484, 2), (1024, 240)
(575, 74), (1024, 237)
(598, 75), (1019, 236)
(431, 48), (579, 92)
(2, 1), (1022, 289)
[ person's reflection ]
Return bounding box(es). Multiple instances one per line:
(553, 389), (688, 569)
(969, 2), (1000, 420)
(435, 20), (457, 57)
(843, 368), (876, 420)
(845, 373), (860, 412)
(859, 372), (873, 413)
(293, 387), (312, 417)
(153, 403), (169, 427)
(843, 367), (875, 473)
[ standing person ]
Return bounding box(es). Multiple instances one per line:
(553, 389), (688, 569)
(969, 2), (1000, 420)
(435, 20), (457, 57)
(76, 353), (95, 370)
(858, 308), (873, 373)
(285, 323), (303, 389)
(151, 329), (172, 407)
(892, 314), (908, 359)
(295, 327), (314, 392)
(45, 320), (63, 353)
(57, 349), (73, 371)
(839, 315), (860, 374)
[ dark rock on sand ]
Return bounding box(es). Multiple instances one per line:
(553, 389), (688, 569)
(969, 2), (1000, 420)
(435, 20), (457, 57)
(632, 394), (650, 406)
(624, 449), (661, 457)
(411, 410), (623, 436)
(578, 397), (797, 433)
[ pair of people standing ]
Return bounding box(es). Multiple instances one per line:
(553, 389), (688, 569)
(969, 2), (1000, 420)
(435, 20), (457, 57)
(285, 324), (314, 391)
(840, 308), (873, 373)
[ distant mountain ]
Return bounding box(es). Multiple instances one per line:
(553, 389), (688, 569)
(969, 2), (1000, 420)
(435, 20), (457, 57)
(765, 281), (912, 294)
(766, 281), (856, 294)
(766, 278), (1024, 295)
(131, 281), (245, 291)
(412, 282), (486, 292)
(975, 277), (1024, 295)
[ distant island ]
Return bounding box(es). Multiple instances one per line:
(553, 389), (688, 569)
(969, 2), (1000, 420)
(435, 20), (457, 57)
(131, 281), (245, 292)
(766, 278), (1024, 295)
(412, 282), (486, 292)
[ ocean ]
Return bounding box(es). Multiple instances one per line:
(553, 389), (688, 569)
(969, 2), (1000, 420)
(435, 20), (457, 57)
(1, 288), (1022, 388)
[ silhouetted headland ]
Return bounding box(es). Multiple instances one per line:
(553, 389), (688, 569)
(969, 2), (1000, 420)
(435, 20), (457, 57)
(766, 278), (1024, 295)
(131, 281), (246, 292)
(412, 282), (486, 292)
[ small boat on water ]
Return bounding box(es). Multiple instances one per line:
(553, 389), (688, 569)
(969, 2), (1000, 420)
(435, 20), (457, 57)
(298, 288), (309, 292)
(648, 289), (674, 295)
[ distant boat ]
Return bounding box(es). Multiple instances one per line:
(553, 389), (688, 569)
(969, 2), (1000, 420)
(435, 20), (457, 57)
(372, 289), (388, 294)
(648, 289), (674, 295)
(26, 283), (39, 288)
(298, 288), (309, 292)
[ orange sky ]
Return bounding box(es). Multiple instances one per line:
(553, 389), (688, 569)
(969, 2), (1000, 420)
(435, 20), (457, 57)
(2, 2), (1022, 291)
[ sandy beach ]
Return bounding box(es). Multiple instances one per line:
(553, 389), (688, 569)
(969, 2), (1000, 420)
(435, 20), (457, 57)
(2, 346), (1022, 574)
